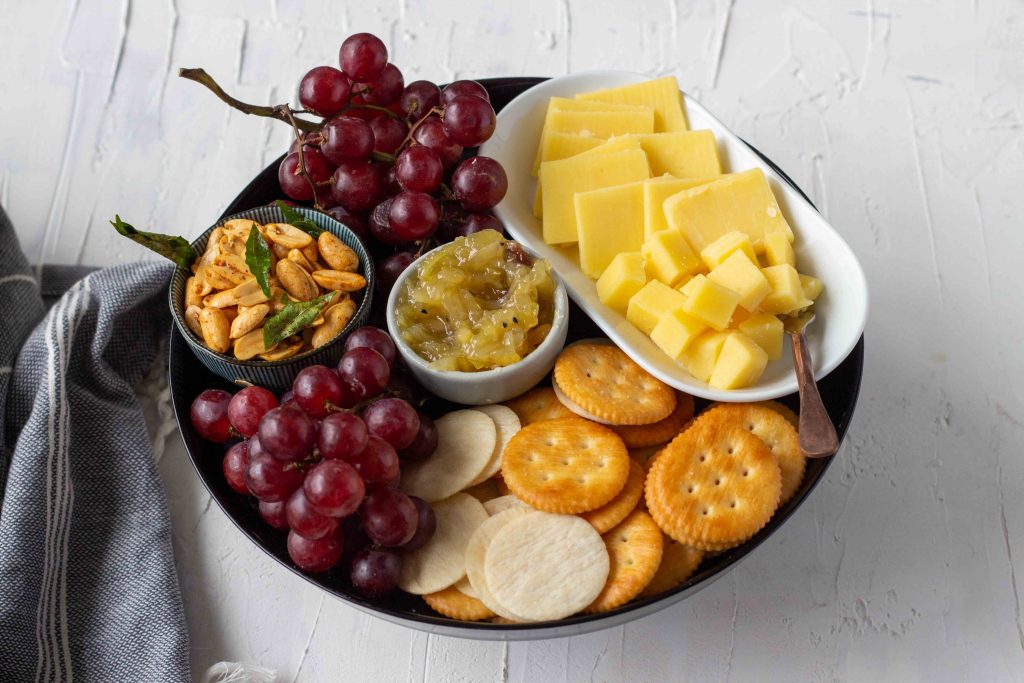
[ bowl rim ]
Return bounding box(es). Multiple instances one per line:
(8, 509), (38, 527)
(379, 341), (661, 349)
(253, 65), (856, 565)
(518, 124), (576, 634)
(168, 205), (374, 367)
(384, 235), (570, 383)
(480, 69), (870, 403)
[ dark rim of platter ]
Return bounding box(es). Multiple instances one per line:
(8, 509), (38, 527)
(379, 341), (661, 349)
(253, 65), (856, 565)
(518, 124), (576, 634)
(170, 76), (864, 632)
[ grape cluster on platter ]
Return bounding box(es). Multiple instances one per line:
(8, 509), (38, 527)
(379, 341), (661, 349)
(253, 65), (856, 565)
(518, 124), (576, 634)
(269, 32), (508, 295)
(189, 326), (439, 597)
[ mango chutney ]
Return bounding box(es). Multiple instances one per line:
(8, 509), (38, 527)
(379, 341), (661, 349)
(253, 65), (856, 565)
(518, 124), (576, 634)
(394, 230), (556, 371)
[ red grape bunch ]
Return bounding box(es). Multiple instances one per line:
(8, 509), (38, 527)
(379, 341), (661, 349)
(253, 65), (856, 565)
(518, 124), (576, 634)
(190, 326), (440, 596)
(271, 32), (508, 294)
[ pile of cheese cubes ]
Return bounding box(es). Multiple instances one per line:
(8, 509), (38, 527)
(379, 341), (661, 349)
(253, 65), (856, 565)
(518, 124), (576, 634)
(532, 77), (823, 390)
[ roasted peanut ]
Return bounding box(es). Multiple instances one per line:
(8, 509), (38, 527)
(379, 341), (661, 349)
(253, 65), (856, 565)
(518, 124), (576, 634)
(268, 286), (289, 312)
(203, 289), (237, 308)
(198, 307), (231, 354)
(259, 336), (303, 361)
(206, 228), (224, 254)
(269, 240), (291, 261)
(231, 278), (272, 306)
(301, 241), (320, 265)
(185, 276), (204, 308)
(276, 259), (319, 301)
(184, 305), (204, 338)
(264, 223), (314, 249)
(210, 253), (252, 286)
(311, 270), (366, 293)
(312, 297), (357, 348)
(287, 248), (316, 273)
(221, 218), (260, 239)
(220, 306), (239, 324)
(317, 232), (359, 272)
(218, 233), (247, 258)
(230, 303), (270, 339)
(233, 327), (274, 360)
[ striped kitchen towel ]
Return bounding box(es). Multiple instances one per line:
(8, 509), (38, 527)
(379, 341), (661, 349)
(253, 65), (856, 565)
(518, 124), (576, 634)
(0, 205), (189, 682)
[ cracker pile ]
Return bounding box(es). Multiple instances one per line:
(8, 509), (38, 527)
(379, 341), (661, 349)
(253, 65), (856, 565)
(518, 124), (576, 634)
(399, 341), (807, 623)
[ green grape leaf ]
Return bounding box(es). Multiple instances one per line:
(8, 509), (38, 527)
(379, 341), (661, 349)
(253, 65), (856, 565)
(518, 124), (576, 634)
(262, 291), (336, 349)
(275, 200), (324, 238)
(110, 215), (196, 270)
(244, 225), (272, 297)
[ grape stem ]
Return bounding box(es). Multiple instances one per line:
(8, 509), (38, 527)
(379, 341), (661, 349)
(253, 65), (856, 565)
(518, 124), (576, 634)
(396, 106), (446, 153)
(178, 67), (321, 133)
(280, 106), (324, 209)
(345, 103), (402, 120)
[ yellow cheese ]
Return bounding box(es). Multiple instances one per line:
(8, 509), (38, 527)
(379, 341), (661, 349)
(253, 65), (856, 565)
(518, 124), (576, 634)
(627, 280), (687, 335)
(682, 276), (740, 331)
(709, 333), (769, 390)
(642, 229), (703, 286)
(576, 76), (689, 132)
(596, 252), (647, 311)
(532, 136), (644, 214)
(760, 264), (810, 314)
(663, 168), (795, 254)
(539, 149), (650, 245)
(738, 313), (784, 360)
(576, 181), (646, 278)
(679, 273), (706, 299)
(706, 250), (770, 312)
(636, 130), (722, 178)
(531, 98), (650, 173)
(728, 305), (752, 327)
(700, 230), (758, 270)
(532, 132), (608, 176)
(799, 274), (824, 300)
(763, 232), (796, 268)
(547, 109), (655, 138)
(650, 307), (708, 359)
(643, 175), (724, 238)
(680, 330), (731, 383)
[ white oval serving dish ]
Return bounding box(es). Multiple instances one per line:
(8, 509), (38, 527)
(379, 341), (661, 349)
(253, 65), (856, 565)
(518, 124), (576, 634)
(479, 70), (869, 402)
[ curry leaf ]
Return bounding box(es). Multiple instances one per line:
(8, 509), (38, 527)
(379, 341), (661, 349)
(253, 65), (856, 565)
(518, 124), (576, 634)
(262, 291), (336, 349)
(275, 200), (324, 238)
(244, 225), (272, 297)
(110, 215), (196, 270)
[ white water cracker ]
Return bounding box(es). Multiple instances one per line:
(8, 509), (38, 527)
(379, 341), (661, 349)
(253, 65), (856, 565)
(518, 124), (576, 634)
(483, 495), (530, 516)
(464, 508), (532, 621)
(467, 405), (522, 487)
(401, 410), (497, 502)
(399, 493), (488, 595)
(453, 576), (478, 599)
(485, 511), (609, 622)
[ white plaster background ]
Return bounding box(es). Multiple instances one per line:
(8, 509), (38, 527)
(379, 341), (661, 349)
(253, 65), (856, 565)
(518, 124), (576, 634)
(2, 0), (1023, 680)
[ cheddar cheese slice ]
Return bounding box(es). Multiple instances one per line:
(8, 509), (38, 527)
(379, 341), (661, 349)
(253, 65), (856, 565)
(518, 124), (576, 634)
(575, 181), (646, 278)
(576, 76), (689, 132)
(636, 130), (722, 179)
(643, 175), (725, 238)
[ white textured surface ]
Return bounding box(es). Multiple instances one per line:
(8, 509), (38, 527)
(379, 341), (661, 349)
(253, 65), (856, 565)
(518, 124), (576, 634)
(4, 1), (1024, 680)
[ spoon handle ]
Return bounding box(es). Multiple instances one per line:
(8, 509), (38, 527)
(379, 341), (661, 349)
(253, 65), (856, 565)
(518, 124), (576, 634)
(789, 330), (839, 459)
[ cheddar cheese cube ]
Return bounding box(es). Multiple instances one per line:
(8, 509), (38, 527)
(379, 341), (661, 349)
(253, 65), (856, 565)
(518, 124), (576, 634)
(700, 231), (757, 270)
(728, 305), (752, 327)
(576, 181), (646, 278)
(663, 168), (795, 254)
(597, 252), (647, 311)
(680, 330), (731, 383)
(799, 274), (824, 300)
(576, 76), (689, 132)
(636, 130), (722, 179)
(679, 273), (705, 299)
(738, 313), (785, 360)
(627, 280), (687, 335)
(539, 149), (650, 245)
(760, 264), (810, 314)
(650, 307), (708, 359)
(764, 232), (796, 268)
(707, 250), (770, 312)
(643, 175), (724, 238)
(643, 229), (703, 286)
(709, 333), (769, 390)
(682, 276), (740, 331)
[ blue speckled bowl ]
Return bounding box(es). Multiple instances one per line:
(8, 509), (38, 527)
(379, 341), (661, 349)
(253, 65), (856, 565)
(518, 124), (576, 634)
(167, 205), (374, 391)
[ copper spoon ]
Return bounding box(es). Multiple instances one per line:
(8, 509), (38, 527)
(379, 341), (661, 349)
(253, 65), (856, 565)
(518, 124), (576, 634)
(784, 309), (839, 459)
